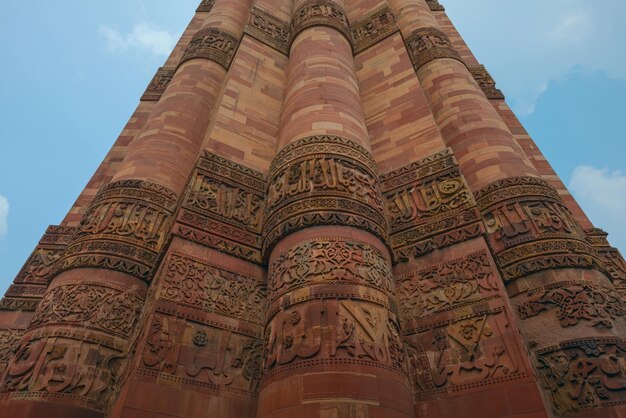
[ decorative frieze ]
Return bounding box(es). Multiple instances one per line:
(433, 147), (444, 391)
(290, 0), (352, 49)
(57, 180), (178, 282)
(0, 329), (23, 374)
(535, 337), (626, 414)
(382, 148), (482, 262)
(180, 28), (239, 70)
(405, 27), (463, 71)
(174, 152), (265, 264)
(476, 177), (604, 281)
(264, 136), (387, 256)
(469, 65), (505, 100)
(140, 67), (175, 101)
(352, 4), (398, 54)
(245, 7), (290, 55)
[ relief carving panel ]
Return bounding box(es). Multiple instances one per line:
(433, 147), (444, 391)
(264, 299), (406, 377)
(405, 308), (527, 397)
(269, 239), (394, 303)
(397, 251), (499, 323)
(158, 252), (267, 326)
(141, 67), (175, 101)
(290, 0), (352, 49)
(536, 338), (626, 414)
(245, 7), (290, 55)
(141, 314), (263, 396)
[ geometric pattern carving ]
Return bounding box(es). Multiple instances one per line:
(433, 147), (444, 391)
(180, 28), (239, 70)
(476, 177), (604, 281)
(140, 67), (175, 101)
(245, 7), (290, 55)
(56, 180), (178, 282)
(586, 228), (626, 300)
(405, 27), (464, 72)
(264, 135), (387, 256)
(352, 4), (398, 54)
(381, 148), (482, 262)
(425, 0), (445, 11)
(173, 151), (266, 264)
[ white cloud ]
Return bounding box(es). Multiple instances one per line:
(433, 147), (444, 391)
(100, 23), (178, 56)
(0, 196), (8, 239)
(570, 166), (626, 252)
(444, 0), (626, 116)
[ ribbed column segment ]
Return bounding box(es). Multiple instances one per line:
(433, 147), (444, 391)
(388, 1), (626, 417)
(257, 1), (414, 417)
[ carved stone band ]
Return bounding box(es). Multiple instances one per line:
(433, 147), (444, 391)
(56, 180), (178, 282)
(180, 28), (239, 70)
(405, 27), (464, 72)
(245, 7), (290, 55)
(351, 5), (398, 54)
(290, 0), (352, 50)
(269, 238), (395, 306)
(469, 65), (505, 100)
(264, 136), (388, 256)
(535, 337), (626, 414)
(476, 177), (604, 281)
(141, 67), (175, 102)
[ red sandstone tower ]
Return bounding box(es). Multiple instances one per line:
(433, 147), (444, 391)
(1, 1), (625, 417)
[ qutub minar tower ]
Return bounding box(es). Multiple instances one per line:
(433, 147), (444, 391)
(1, 0), (625, 417)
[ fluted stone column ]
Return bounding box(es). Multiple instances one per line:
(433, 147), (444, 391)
(0, 1), (250, 417)
(256, 1), (414, 417)
(388, 0), (626, 416)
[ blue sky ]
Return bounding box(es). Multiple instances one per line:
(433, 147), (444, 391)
(0, 0), (625, 295)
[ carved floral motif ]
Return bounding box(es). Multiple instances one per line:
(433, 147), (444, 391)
(517, 282), (624, 328)
(398, 251), (498, 322)
(269, 239), (393, 301)
(29, 282), (144, 338)
(158, 253), (267, 326)
(536, 338), (626, 413)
